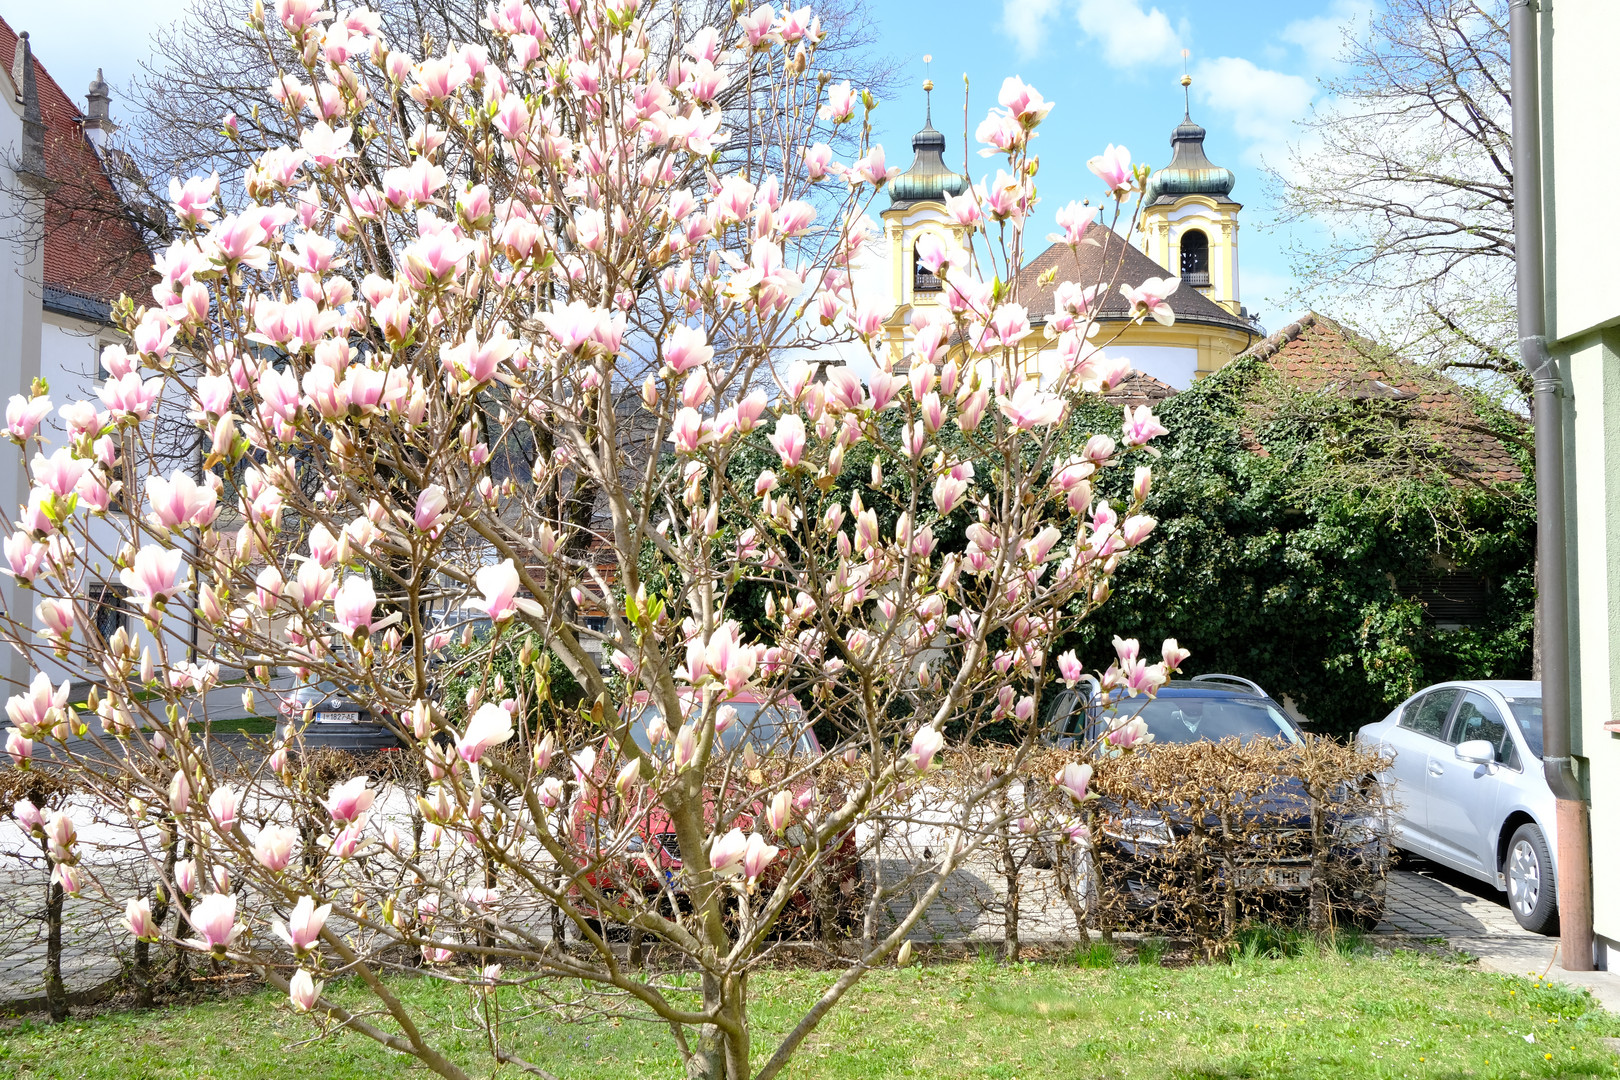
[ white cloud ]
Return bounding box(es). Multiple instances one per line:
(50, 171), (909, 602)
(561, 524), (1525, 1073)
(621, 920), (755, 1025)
(1279, 0), (1373, 72)
(1075, 0), (1184, 69)
(1192, 57), (1316, 165)
(1000, 0), (1065, 57)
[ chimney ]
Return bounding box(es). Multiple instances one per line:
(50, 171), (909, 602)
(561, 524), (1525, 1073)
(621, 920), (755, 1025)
(83, 67), (116, 151)
(10, 31), (48, 190)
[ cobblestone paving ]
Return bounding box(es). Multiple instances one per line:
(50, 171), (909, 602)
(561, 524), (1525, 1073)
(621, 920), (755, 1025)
(1376, 857), (1620, 1010)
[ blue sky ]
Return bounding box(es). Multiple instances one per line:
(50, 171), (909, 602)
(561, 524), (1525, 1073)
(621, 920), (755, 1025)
(5, 0), (1369, 337)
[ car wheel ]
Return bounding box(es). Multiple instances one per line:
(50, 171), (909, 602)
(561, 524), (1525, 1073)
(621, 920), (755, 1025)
(1504, 823), (1559, 935)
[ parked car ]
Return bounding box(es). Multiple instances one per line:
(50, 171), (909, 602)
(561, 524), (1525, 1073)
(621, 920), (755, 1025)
(278, 678), (403, 753)
(1356, 680), (1555, 933)
(1047, 675), (1391, 928)
(571, 692), (861, 935)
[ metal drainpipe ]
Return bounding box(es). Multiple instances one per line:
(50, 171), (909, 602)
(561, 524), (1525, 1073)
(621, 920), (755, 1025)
(1510, 0), (1594, 971)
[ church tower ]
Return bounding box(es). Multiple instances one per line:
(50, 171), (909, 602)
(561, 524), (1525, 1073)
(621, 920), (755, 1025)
(878, 74), (971, 365)
(1139, 74), (1244, 318)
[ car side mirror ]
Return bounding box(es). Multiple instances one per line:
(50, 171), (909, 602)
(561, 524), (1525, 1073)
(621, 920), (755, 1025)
(1455, 739), (1495, 766)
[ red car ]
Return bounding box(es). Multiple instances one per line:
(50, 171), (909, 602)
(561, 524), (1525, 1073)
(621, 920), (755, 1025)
(569, 692), (862, 937)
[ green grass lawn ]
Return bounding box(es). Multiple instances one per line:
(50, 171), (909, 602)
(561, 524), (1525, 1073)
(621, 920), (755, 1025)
(2, 944), (1616, 1079)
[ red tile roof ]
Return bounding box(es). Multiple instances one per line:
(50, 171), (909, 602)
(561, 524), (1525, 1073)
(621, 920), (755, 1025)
(1233, 313), (1526, 485)
(1101, 370), (1179, 410)
(1011, 229), (1255, 337)
(0, 17), (152, 315)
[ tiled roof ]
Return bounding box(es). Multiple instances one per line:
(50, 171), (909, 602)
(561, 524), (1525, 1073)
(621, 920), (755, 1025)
(0, 18), (152, 316)
(1232, 312), (1525, 485)
(1010, 229), (1255, 336)
(1101, 370), (1178, 410)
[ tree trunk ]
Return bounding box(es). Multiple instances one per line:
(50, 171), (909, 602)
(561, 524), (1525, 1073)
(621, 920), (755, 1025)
(996, 799), (1021, 963)
(688, 971), (750, 1080)
(43, 874), (67, 1022)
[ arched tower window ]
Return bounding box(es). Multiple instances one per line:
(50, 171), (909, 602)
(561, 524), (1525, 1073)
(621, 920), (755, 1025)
(913, 241), (941, 293)
(1179, 229), (1210, 287)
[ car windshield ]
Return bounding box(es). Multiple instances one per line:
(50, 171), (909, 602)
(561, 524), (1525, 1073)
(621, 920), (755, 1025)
(1502, 696), (1544, 759)
(629, 703), (812, 757)
(1096, 694), (1302, 746)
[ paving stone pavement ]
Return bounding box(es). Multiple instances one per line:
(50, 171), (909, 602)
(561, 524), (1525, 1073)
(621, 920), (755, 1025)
(1377, 857), (1620, 1011)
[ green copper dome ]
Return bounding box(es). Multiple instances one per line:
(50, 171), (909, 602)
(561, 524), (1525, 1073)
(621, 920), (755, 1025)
(1145, 116), (1236, 205)
(889, 112), (970, 209)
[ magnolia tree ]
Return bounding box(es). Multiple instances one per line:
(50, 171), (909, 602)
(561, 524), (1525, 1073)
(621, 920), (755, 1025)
(0, 0), (1187, 1076)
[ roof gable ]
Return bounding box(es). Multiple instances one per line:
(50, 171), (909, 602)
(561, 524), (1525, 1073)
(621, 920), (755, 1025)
(1011, 229), (1251, 334)
(1233, 312), (1525, 485)
(0, 17), (152, 315)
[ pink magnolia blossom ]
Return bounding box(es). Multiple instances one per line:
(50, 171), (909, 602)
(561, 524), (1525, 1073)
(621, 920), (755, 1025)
(673, 723), (698, 770)
(124, 897), (159, 940)
(1051, 201), (1099, 245)
(168, 172), (219, 226)
(1054, 762), (1092, 802)
(1120, 277), (1180, 326)
(187, 892), (241, 952)
(910, 725), (944, 773)
(998, 382), (1064, 431)
(742, 832), (780, 879)
(4, 730), (31, 765)
(414, 484), (448, 533)
(254, 824), (298, 872)
(660, 326), (714, 377)
(469, 559), (523, 623)
(323, 775), (374, 824)
(1057, 650), (1084, 687)
(1123, 405), (1170, 447)
(709, 827), (749, 876)
(145, 471), (219, 530)
(1088, 144), (1134, 195)
(37, 598), (73, 641)
(333, 576), (376, 636)
(289, 968), (323, 1012)
(119, 545), (186, 610)
(273, 895), (331, 952)
(766, 789), (792, 834)
(1121, 515), (1156, 547)
(998, 75), (1053, 125)
(207, 786), (240, 832)
(458, 702), (515, 763)
(6, 394), (52, 440)
(1108, 717), (1153, 749)
(1162, 638), (1191, 670)
(769, 413), (806, 467)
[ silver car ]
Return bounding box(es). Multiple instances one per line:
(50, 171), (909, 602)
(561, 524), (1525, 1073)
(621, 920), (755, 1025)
(1356, 680), (1554, 933)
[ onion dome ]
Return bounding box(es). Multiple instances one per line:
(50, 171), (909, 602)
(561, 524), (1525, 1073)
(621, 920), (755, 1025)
(889, 80), (970, 209)
(1144, 75), (1236, 205)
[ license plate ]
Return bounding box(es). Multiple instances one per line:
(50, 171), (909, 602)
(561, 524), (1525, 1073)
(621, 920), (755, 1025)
(314, 711), (361, 724)
(1235, 865), (1311, 890)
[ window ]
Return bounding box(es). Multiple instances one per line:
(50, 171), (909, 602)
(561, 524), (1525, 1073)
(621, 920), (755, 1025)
(912, 242), (941, 293)
(88, 581), (130, 643)
(1445, 691), (1514, 765)
(1502, 696), (1544, 759)
(1398, 688), (1459, 739)
(1179, 229), (1210, 287)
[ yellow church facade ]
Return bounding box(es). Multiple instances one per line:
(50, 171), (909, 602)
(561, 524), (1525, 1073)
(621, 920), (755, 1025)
(875, 80), (1262, 383)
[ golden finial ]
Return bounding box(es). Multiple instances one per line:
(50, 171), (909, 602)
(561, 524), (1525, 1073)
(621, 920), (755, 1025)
(922, 54), (934, 122)
(1180, 50), (1192, 116)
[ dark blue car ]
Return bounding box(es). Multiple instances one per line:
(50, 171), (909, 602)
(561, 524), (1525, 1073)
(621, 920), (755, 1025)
(1045, 675), (1390, 929)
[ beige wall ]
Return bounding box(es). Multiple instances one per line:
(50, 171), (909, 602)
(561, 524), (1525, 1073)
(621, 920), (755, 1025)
(1544, 0), (1620, 948)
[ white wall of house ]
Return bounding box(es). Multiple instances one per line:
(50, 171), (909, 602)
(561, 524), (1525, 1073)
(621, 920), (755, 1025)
(0, 61), (45, 696)
(1542, 0), (1620, 955)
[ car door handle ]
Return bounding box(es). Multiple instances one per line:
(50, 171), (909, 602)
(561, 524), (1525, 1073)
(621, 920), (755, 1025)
(1427, 762), (1444, 776)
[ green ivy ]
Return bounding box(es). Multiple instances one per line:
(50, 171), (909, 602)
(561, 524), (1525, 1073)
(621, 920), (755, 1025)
(1064, 357), (1535, 738)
